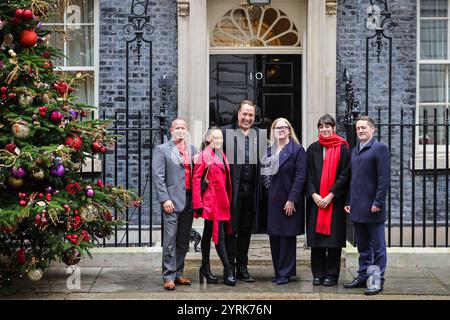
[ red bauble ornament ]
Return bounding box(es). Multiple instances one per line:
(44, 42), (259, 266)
(22, 9), (33, 20)
(64, 134), (83, 151)
(92, 141), (102, 153)
(50, 110), (63, 124)
(19, 200), (27, 206)
(16, 248), (26, 265)
(42, 51), (51, 59)
(34, 214), (41, 225)
(100, 146), (107, 154)
(11, 16), (21, 24)
(15, 9), (24, 17)
(1, 87), (7, 93)
(43, 61), (53, 69)
(19, 30), (38, 48)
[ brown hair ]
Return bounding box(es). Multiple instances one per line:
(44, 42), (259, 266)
(317, 114), (336, 128)
(238, 100), (256, 112)
(356, 115), (375, 128)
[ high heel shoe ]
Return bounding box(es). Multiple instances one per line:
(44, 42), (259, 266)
(199, 264), (218, 284)
(223, 267), (236, 286)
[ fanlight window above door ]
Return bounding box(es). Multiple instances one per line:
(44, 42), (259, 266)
(211, 6), (300, 47)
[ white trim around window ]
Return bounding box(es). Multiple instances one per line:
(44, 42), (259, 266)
(415, 0), (450, 170)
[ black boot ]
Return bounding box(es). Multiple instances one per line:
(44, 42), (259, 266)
(223, 267), (236, 286)
(199, 263), (218, 284)
(236, 265), (255, 282)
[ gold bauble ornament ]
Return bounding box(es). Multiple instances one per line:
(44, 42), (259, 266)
(18, 94), (34, 107)
(79, 204), (99, 222)
(8, 176), (24, 189)
(27, 268), (43, 281)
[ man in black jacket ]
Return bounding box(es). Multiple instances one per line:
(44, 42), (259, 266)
(222, 100), (265, 282)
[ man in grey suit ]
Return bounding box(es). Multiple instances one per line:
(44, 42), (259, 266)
(152, 118), (197, 290)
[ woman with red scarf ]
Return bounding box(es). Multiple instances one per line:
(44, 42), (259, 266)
(305, 114), (350, 287)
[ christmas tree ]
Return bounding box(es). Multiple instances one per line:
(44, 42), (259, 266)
(0, 0), (140, 283)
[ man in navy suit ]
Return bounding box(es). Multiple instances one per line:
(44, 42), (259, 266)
(344, 116), (391, 295)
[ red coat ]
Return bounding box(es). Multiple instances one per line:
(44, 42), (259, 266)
(192, 147), (232, 244)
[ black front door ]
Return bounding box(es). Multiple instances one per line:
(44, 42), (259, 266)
(209, 54), (302, 139)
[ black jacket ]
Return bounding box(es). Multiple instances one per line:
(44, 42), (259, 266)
(305, 141), (351, 247)
(221, 123), (266, 232)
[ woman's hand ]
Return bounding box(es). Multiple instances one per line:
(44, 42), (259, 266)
(284, 201), (296, 216)
(318, 192), (334, 209)
(312, 193), (323, 207)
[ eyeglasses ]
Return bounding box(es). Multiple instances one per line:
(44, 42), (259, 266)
(274, 126), (289, 132)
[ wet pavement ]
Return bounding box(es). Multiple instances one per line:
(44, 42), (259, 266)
(1, 235), (450, 300)
(1, 264), (450, 300)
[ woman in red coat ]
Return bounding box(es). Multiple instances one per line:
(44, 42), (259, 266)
(192, 127), (235, 286)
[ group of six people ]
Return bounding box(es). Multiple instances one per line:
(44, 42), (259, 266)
(152, 99), (390, 296)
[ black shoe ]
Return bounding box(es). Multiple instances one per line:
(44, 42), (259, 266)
(276, 276), (289, 285)
(223, 267), (236, 286)
(199, 264), (218, 284)
(364, 284), (383, 295)
(323, 278), (337, 286)
(344, 277), (367, 289)
(236, 266), (255, 282)
(272, 275), (279, 283)
(312, 277), (324, 286)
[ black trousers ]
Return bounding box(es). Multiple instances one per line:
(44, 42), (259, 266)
(225, 192), (256, 267)
(201, 220), (230, 269)
(311, 247), (342, 281)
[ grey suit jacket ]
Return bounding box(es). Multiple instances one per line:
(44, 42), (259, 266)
(152, 140), (197, 212)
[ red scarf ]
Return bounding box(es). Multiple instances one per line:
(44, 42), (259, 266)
(316, 134), (349, 236)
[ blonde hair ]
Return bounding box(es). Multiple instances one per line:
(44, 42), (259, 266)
(269, 118), (300, 145)
(200, 126), (222, 150)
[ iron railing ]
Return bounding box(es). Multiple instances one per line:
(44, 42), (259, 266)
(80, 110), (164, 248)
(343, 107), (449, 247)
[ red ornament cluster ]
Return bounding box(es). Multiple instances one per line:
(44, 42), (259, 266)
(38, 106), (48, 118)
(18, 192), (28, 206)
(52, 81), (72, 96)
(1, 86), (16, 100)
(64, 134), (83, 151)
(92, 141), (107, 154)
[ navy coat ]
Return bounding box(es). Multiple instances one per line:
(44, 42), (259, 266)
(265, 140), (307, 236)
(348, 139), (391, 223)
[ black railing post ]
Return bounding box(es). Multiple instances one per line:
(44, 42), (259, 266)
(344, 69), (360, 151)
(343, 69), (360, 246)
(156, 75), (169, 247)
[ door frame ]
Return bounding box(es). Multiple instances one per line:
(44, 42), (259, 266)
(177, 0), (337, 148)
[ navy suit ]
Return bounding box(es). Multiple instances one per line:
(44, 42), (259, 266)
(348, 138), (391, 282)
(264, 140), (307, 281)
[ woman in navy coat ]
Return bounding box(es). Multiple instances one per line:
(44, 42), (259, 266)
(261, 118), (307, 285)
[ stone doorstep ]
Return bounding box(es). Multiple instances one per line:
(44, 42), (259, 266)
(49, 240), (450, 269)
